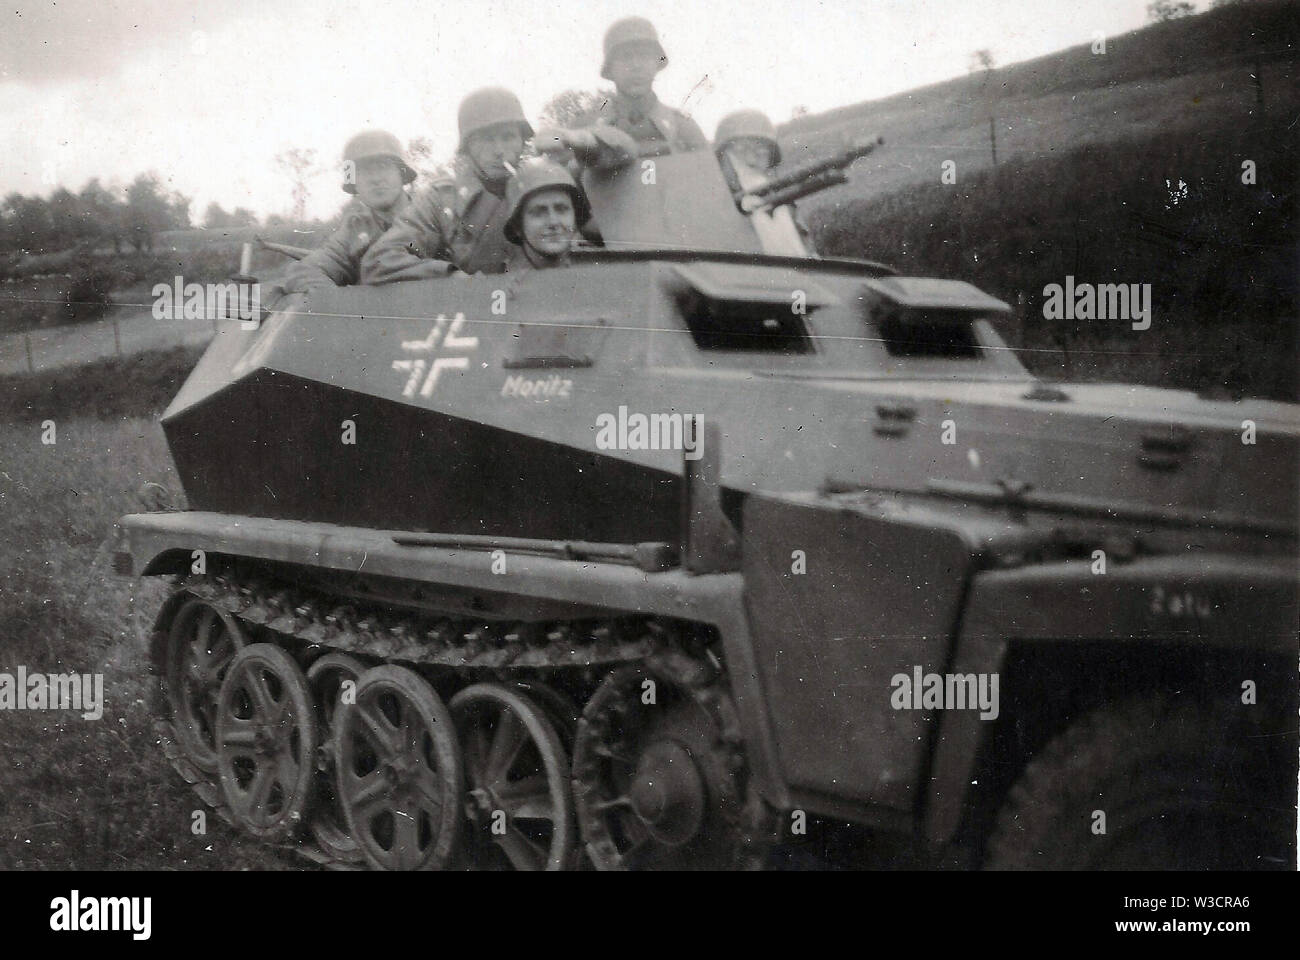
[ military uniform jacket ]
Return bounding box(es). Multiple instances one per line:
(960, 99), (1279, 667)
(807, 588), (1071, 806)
(360, 173), (509, 282)
(283, 194), (410, 291)
(361, 129), (636, 282)
(585, 93), (708, 155)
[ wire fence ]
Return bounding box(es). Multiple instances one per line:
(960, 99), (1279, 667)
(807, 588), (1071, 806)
(0, 303), (222, 377)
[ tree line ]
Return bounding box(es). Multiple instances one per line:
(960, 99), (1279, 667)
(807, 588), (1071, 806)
(0, 173), (284, 259)
(0, 173), (202, 257)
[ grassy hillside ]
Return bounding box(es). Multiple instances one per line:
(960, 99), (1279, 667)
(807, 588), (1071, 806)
(783, 0), (1298, 161)
(0, 414), (296, 869)
(811, 109), (1296, 399)
(780, 1), (1298, 213)
(1, 344), (205, 419)
(798, 0), (1297, 400)
(0, 343), (294, 868)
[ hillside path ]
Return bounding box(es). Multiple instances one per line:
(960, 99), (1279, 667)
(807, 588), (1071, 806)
(0, 304), (219, 376)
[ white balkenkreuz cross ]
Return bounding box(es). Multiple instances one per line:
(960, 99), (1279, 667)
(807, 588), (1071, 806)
(394, 313), (480, 397)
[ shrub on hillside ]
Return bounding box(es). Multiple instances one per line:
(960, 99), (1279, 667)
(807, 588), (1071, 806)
(65, 267), (116, 323)
(813, 121), (1297, 400)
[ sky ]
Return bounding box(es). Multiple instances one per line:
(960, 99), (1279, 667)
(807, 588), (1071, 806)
(1, 0), (1156, 221)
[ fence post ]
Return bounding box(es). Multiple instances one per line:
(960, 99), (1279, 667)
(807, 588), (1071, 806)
(24, 332), (35, 373)
(113, 316), (121, 356)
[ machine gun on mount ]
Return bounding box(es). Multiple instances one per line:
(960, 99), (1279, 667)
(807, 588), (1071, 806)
(732, 134), (884, 212)
(255, 236), (313, 260)
(718, 134), (883, 257)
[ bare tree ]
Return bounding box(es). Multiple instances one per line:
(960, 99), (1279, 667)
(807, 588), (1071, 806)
(275, 147), (318, 223)
(969, 49), (999, 166)
(969, 48), (996, 75)
(405, 136), (452, 185)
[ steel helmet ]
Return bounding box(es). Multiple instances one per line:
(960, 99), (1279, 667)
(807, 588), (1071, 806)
(341, 130), (417, 194)
(457, 87), (535, 153)
(600, 17), (668, 79)
(503, 159), (591, 245)
(714, 110), (781, 164)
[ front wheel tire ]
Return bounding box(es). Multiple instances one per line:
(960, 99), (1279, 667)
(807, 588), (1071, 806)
(983, 697), (1292, 870)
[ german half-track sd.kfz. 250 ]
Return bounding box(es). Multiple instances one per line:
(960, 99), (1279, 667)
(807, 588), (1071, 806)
(115, 146), (1298, 871)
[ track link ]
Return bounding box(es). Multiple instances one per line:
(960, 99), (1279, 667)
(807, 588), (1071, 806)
(149, 571), (692, 869)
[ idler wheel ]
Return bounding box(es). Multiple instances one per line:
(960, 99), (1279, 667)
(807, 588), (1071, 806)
(450, 683), (576, 871)
(214, 643), (318, 841)
(335, 665), (462, 871)
(572, 656), (765, 870)
(306, 653), (368, 863)
(165, 597), (247, 774)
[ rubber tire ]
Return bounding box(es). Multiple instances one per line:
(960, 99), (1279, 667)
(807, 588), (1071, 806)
(983, 696), (1292, 870)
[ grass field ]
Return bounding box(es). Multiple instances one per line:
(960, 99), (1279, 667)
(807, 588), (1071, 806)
(0, 350), (294, 869)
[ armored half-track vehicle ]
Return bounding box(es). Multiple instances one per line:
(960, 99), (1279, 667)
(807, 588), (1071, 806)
(116, 146), (1298, 871)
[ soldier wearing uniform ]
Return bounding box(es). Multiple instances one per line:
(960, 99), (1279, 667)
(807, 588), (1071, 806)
(715, 110), (782, 183)
(715, 109), (815, 253)
(281, 130), (416, 292)
(361, 87), (531, 282)
(362, 89), (635, 282)
(502, 159), (592, 272)
(582, 16), (708, 156)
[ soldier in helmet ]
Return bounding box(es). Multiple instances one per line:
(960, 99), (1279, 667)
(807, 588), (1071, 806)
(582, 16), (708, 156)
(715, 109), (782, 185)
(714, 109), (815, 252)
(361, 87), (530, 282)
(502, 159), (592, 271)
(428, 165), (460, 213)
(280, 130), (416, 292)
(363, 88), (633, 282)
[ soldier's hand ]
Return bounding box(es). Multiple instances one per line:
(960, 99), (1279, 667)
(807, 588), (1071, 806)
(532, 125), (569, 154)
(534, 126), (597, 156)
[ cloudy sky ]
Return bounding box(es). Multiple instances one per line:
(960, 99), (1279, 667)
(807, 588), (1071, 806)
(1, 0), (1154, 221)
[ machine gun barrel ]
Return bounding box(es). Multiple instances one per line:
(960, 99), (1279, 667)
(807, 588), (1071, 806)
(256, 237), (314, 261)
(743, 170), (848, 212)
(747, 134), (883, 200)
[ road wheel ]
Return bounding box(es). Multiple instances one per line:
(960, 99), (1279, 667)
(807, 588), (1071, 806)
(306, 652), (368, 863)
(214, 643), (318, 842)
(335, 665), (462, 870)
(983, 697), (1291, 870)
(451, 683), (575, 871)
(165, 597), (247, 774)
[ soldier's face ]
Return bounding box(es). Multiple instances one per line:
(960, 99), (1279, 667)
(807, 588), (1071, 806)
(728, 138), (778, 172)
(521, 188), (577, 256)
(466, 125), (525, 182)
(607, 44), (662, 96)
(354, 156), (405, 212)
